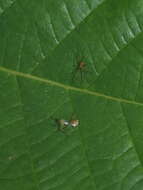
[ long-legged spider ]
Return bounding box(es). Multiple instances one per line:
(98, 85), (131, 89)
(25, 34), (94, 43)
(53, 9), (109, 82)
(71, 55), (93, 84)
(71, 56), (86, 82)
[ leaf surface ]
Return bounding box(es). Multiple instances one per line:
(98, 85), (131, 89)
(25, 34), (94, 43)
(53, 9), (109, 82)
(1, 0), (143, 190)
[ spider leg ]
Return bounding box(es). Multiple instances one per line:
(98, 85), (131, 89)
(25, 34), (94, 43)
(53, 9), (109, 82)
(80, 69), (83, 83)
(78, 56), (85, 65)
(71, 70), (76, 82)
(69, 113), (76, 120)
(84, 69), (92, 74)
(56, 125), (68, 135)
(71, 67), (79, 83)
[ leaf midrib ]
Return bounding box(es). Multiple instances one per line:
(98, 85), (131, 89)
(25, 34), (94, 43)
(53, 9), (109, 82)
(0, 66), (142, 107)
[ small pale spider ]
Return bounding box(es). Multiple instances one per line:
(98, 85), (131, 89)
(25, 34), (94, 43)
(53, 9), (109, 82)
(69, 114), (80, 128)
(69, 119), (79, 128)
(51, 114), (79, 133)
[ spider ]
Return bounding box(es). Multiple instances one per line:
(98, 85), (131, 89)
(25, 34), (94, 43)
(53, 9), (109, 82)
(71, 53), (99, 84)
(69, 119), (79, 128)
(51, 114), (79, 133)
(71, 54), (94, 85)
(69, 113), (80, 128)
(71, 57), (86, 82)
(54, 118), (69, 132)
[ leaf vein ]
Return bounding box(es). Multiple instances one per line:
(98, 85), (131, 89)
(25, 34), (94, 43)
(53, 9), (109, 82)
(0, 66), (143, 106)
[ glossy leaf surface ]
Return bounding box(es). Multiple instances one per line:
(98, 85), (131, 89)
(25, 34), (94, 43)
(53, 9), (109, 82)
(1, 0), (143, 190)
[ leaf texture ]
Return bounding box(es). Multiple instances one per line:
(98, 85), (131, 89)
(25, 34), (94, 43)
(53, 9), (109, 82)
(1, 0), (143, 190)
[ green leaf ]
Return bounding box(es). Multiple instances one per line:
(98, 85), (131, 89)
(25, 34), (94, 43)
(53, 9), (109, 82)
(1, 0), (143, 189)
